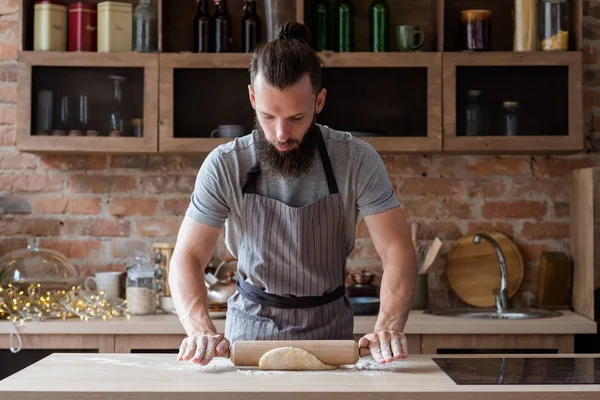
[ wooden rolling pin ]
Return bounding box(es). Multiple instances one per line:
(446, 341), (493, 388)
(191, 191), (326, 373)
(220, 340), (371, 366)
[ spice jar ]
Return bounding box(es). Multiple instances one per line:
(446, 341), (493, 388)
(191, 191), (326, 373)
(68, 2), (97, 51)
(34, 0), (68, 51)
(126, 257), (158, 315)
(514, 0), (537, 51)
(464, 90), (487, 136)
(500, 101), (519, 136)
(460, 9), (491, 51)
(538, 0), (569, 51)
(98, 1), (133, 52)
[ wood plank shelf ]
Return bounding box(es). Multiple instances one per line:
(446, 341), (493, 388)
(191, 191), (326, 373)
(14, 0), (584, 155)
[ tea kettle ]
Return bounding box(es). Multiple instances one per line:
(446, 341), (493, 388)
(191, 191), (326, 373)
(204, 258), (237, 305)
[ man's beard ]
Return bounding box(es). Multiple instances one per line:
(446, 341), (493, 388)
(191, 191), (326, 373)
(255, 116), (318, 179)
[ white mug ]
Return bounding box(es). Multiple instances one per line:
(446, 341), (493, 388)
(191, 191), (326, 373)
(85, 271), (122, 299)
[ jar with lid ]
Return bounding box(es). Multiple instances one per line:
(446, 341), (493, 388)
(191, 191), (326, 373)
(34, 0), (68, 51)
(500, 101), (520, 136)
(98, 1), (133, 52)
(126, 256), (158, 315)
(538, 0), (569, 51)
(460, 9), (491, 51)
(464, 90), (487, 136)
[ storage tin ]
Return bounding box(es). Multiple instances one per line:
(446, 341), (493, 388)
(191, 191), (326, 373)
(97, 1), (133, 52)
(68, 2), (97, 51)
(34, 0), (68, 51)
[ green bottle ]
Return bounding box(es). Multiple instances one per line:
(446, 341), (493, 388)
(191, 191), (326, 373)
(334, 0), (354, 52)
(311, 0), (331, 51)
(369, 0), (389, 52)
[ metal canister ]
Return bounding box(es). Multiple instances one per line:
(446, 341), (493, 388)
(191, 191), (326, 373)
(68, 2), (97, 52)
(34, 0), (68, 51)
(97, 1), (133, 52)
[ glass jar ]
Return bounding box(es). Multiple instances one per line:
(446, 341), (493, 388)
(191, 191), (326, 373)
(132, 0), (157, 53)
(126, 257), (158, 315)
(464, 90), (486, 136)
(538, 0), (569, 51)
(514, 0), (537, 51)
(108, 75), (127, 136)
(460, 9), (491, 51)
(500, 101), (519, 136)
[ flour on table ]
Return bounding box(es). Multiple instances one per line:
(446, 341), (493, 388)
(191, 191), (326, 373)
(258, 347), (338, 371)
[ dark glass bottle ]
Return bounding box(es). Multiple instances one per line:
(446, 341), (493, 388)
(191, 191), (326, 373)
(193, 0), (212, 53)
(242, 0), (260, 52)
(334, 0), (354, 52)
(369, 0), (389, 52)
(310, 0), (331, 51)
(214, 0), (232, 53)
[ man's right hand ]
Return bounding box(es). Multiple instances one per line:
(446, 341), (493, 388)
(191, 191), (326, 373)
(178, 332), (230, 366)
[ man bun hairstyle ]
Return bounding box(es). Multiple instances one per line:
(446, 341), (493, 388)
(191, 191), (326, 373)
(249, 21), (323, 94)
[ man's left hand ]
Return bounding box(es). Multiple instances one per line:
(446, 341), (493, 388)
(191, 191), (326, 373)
(358, 330), (408, 364)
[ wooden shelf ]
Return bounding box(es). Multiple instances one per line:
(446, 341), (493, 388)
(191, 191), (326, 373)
(442, 51), (583, 153)
(18, 51), (158, 67)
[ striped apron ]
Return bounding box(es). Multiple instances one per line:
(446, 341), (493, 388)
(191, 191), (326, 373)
(224, 126), (354, 342)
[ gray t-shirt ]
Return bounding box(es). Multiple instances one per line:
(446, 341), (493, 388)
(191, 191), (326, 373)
(186, 124), (400, 257)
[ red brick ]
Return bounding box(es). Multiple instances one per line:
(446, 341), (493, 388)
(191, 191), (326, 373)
(33, 197), (101, 215)
(162, 198), (189, 215)
(39, 239), (103, 259)
(0, 195), (31, 214)
(0, 125), (15, 146)
(382, 155), (429, 176)
(110, 156), (201, 175)
(0, 174), (63, 192)
(482, 201), (547, 219)
(430, 156), (477, 179)
(466, 178), (506, 198)
(584, 90), (595, 110)
(0, 0), (19, 14)
(583, 44), (598, 64)
(467, 157), (530, 175)
(511, 177), (570, 201)
(0, 152), (37, 169)
(355, 218), (370, 239)
(111, 239), (150, 258)
(0, 43), (17, 60)
(40, 155), (107, 171)
(518, 244), (548, 263)
(68, 175), (136, 193)
(136, 217), (182, 236)
(532, 156), (597, 178)
(394, 177), (462, 197)
(0, 237), (27, 256)
(467, 221), (514, 238)
(438, 199), (473, 219)
(0, 217), (60, 236)
(109, 198), (157, 216)
(141, 176), (195, 194)
(62, 218), (130, 237)
(0, 83), (16, 102)
(0, 62), (16, 82)
(349, 239), (379, 259)
(402, 200), (437, 218)
(420, 221), (463, 240)
(0, 104), (15, 124)
(554, 202), (569, 218)
(521, 222), (570, 240)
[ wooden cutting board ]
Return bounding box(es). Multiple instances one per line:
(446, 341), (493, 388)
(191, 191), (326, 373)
(446, 230), (524, 307)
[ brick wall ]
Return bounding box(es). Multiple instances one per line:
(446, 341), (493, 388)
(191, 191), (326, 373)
(1, 1), (600, 309)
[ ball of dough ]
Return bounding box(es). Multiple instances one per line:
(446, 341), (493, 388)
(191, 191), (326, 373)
(258, 347), (338, 371)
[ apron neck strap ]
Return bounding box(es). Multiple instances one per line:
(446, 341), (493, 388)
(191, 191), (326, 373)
(242, 125), (339, 195)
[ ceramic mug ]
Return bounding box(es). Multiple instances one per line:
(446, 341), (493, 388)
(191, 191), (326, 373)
(210, 125), (245, 138)
(85, 271), (121, 299)
(396, 25), (425, 52)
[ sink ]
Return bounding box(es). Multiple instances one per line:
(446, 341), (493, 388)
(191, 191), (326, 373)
(424, 307), (562, 320)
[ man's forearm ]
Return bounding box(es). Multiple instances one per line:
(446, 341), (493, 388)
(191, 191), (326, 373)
(374, 243), (418, 332)
(169, 254), (216, 337)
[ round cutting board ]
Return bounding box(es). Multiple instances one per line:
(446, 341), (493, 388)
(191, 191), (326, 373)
(446, 230), (524, 307)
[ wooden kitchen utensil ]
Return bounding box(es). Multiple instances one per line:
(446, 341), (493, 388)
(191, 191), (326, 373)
(411, 223), (426, 270)
(220, 340), (371, 366)
(446, 230), (524, 308)
(420, 237), (442, 275)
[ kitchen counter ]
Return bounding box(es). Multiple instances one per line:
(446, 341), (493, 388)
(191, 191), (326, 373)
(0, 353), (599, 399)
(0, 310), (595, 335)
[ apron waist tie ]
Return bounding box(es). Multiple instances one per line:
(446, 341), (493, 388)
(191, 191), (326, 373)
(236, 280), (345, 309)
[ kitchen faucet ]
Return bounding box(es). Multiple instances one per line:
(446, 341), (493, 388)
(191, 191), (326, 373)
(473, 233), (509, 314)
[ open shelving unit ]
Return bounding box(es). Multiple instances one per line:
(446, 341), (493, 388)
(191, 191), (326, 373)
(15, 0), (584, 155)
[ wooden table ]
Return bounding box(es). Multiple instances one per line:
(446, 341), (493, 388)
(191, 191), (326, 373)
(0, 353), (599, 399)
